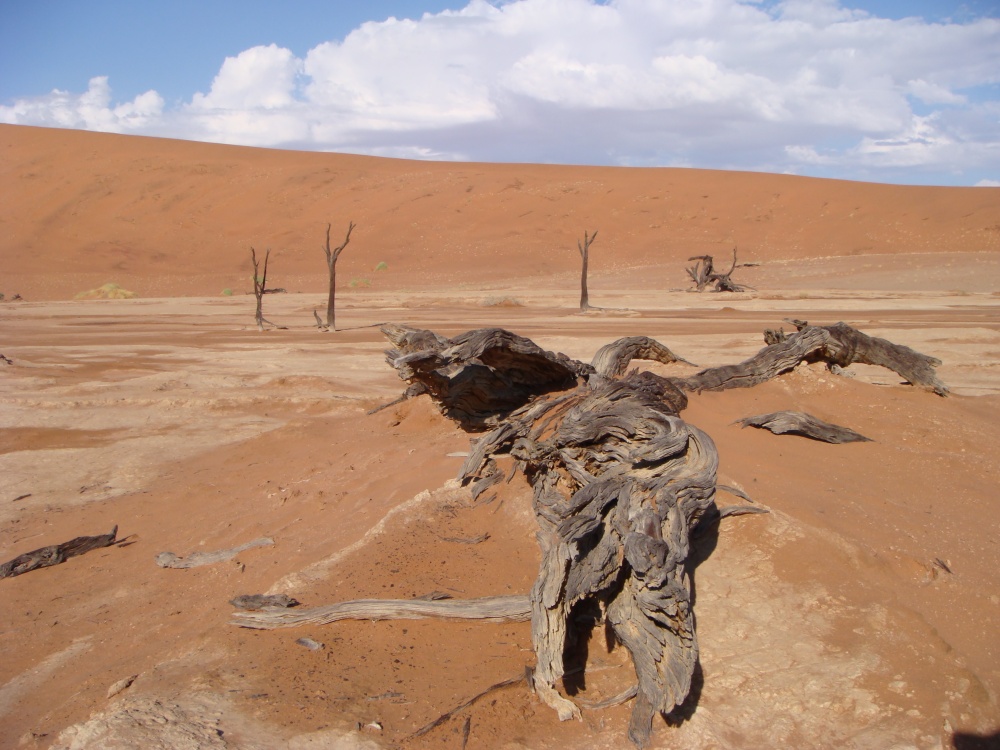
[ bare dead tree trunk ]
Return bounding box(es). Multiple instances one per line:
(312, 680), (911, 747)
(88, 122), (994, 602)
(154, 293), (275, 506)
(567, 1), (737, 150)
(251, 247), (269, 331)
(578, 230), (597, 311)
(322, 221), (355, 330)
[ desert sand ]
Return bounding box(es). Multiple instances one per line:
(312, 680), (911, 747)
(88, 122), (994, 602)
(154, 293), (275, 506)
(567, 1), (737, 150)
(1, 124), (999, 749)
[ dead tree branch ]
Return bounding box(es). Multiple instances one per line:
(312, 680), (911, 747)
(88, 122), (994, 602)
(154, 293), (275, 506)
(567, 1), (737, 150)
(1, 526), (119, 579)
(231, 594), (531, 629)
(680, 321), (947, 396)
(736, 411), (873, 443)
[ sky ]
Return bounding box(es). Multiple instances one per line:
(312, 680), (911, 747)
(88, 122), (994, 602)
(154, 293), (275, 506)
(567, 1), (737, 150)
(2, 0), (999, 186)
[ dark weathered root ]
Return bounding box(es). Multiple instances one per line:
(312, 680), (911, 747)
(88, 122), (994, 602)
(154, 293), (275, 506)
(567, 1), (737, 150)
(0, 526), (118, 579)
(737, 411), (873, 443)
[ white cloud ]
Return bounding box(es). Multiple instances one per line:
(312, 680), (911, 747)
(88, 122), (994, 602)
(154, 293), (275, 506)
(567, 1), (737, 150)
(976, 178), (1000, 186)
(2, 0), (999, 184)
(189, 44), (301, 110)
(0, 76), (163, 132)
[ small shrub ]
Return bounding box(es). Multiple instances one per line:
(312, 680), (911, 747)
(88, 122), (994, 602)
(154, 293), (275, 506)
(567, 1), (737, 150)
(481, 296), (525, 307)
(222, 288), (233, 296)
(74, 282), (138, 300)
(374, 261), (389, 272)
(349, 277), (372, 288)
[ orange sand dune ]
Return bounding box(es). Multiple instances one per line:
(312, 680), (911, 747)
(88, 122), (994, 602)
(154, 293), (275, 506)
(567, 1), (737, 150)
(2, 124), (998, 301)
(1, 126), (999, 749)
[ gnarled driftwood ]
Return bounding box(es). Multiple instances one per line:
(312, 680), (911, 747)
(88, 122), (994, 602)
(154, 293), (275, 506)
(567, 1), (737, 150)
(299, 321), (945, 747)
(737, 411), (872, 444)
(1, 525), (119, 579)
(678, 322), (947, 396)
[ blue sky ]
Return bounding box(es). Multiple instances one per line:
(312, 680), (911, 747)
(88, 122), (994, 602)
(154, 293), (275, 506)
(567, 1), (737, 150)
(2, 0), (999, 186)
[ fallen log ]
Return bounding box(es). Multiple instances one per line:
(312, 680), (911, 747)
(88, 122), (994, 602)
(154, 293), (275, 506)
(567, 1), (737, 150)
(231, 594), (531, 629)
(737, 411), (873, 444)
(155, 537), (273, 569)
(1, 525), (118, 579)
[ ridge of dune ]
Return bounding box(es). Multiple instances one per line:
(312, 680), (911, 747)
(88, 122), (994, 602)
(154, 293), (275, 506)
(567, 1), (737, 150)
(3, 124), (999, 301)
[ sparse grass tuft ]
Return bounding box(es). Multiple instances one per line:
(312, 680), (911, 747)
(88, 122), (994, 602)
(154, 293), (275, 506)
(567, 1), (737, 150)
(222, 288), (233, 296)
(374, 261), (389, 272)
(349, 277), (372, 288)
(481, 296), (525, 307)
(74, 282), (138, 300)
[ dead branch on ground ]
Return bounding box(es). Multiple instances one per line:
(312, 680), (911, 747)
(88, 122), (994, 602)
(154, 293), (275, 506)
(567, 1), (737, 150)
(737, 411), (873, 443)
(1, 526), (119, 579)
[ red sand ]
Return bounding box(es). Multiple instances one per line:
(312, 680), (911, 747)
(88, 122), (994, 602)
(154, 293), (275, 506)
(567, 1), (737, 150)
(1, 125), (999, 749)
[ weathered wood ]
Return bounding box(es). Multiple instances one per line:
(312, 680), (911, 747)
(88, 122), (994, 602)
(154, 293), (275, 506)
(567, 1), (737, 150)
(230, 593), (300, 610)
(675, 322), (947, 396)
(1, 525), (118, 579)
(590, 336), (694, 379)
(737, 411), (873, 443)
(363, 322), (941, 746)
(382, 324), (593, 430)
(675, 326), (832, 392)
(231, 594), (532, 629)
(155, 537), (273, 569)
(458, 370), (719, 739)
(815, 321), (947, 396)
(686, 247), (752, 292)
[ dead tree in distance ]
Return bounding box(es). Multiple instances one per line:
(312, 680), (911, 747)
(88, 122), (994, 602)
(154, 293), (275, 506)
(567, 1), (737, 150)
(250, 247), (286, 331)
(251, 247), (270, 331)
(686, 247), (753, 292)
(578, 230), (597, 311)
(321, 221), (356, 330)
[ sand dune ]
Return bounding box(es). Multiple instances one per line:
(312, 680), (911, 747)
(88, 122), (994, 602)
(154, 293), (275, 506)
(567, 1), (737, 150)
(3, 124), (999, 301)
(1, 126), (999, 749)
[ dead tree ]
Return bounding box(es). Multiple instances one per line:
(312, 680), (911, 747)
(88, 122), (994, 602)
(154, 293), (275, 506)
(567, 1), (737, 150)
(251, 247), (269, 331)
(249, 247), (286, 331)
(686, 247), (752, 292)
(239, 322), (945, 747)
(321, 221), (355, 330)
(578, 230), (598, 311)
